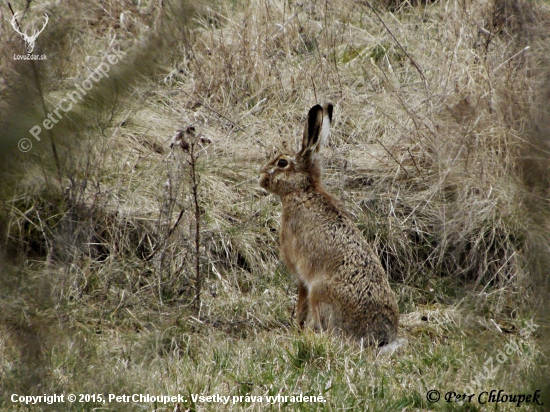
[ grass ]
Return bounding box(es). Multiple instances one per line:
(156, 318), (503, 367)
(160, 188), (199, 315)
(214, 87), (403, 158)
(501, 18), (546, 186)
(1, 0), (550, 410)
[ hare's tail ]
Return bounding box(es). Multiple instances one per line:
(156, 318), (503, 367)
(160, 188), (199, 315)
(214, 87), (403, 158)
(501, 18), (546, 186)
(378, 337), (408, 355)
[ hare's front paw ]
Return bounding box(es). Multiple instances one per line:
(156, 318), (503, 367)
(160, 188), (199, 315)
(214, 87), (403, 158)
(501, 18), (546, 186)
(295, 307), (310, 329)
(296, 283), (309, 328)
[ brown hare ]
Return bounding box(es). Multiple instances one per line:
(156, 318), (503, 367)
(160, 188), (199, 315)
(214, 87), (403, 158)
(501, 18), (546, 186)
(259, 103), (399, 345)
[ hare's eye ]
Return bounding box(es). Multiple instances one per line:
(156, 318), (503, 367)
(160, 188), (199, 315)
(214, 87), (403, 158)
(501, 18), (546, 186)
(277, 159), (288, 168)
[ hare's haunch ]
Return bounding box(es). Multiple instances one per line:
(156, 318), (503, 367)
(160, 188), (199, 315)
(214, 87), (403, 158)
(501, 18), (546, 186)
(259, 103), (398, 345)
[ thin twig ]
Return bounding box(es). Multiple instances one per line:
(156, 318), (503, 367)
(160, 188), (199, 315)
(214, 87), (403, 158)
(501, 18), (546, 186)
(145, 207), (186, 262)
(179, 89), (247, 133)
(407, 147), (424, 181)
(189, 142), (202, 316)
(376, 139), (410, 178)
(360, 1), (427, 84)
(494, 46), (530, 73)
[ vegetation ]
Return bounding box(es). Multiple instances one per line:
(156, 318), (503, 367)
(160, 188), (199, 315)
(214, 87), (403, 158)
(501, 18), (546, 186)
(1, 0), (549, 410)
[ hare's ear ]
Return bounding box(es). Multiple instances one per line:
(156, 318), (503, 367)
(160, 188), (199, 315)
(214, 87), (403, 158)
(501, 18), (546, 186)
(319, 102), (333, 149)
(298, 103), (333, 158)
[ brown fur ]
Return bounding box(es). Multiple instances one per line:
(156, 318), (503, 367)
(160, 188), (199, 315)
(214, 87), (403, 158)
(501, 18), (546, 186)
(259, 103), (399, 345)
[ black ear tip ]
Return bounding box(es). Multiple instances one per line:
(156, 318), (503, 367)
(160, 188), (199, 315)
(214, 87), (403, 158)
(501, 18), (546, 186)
(324, 102), (334, 122)
(307, 105), (323, 130)
(308, 104), (323, 115)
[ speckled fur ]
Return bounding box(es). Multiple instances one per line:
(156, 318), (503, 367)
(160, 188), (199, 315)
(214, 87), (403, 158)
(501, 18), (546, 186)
(259, 103), (398, 345)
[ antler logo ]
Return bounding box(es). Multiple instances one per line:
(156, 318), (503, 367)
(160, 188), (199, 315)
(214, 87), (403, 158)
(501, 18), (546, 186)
(10, 12), (49, 54)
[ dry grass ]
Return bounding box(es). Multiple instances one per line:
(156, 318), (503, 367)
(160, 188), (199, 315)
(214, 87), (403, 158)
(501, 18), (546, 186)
(1, 0), (550, 410)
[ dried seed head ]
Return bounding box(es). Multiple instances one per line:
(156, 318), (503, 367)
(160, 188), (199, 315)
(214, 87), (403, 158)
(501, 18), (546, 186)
(170, 129), (189, 151)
